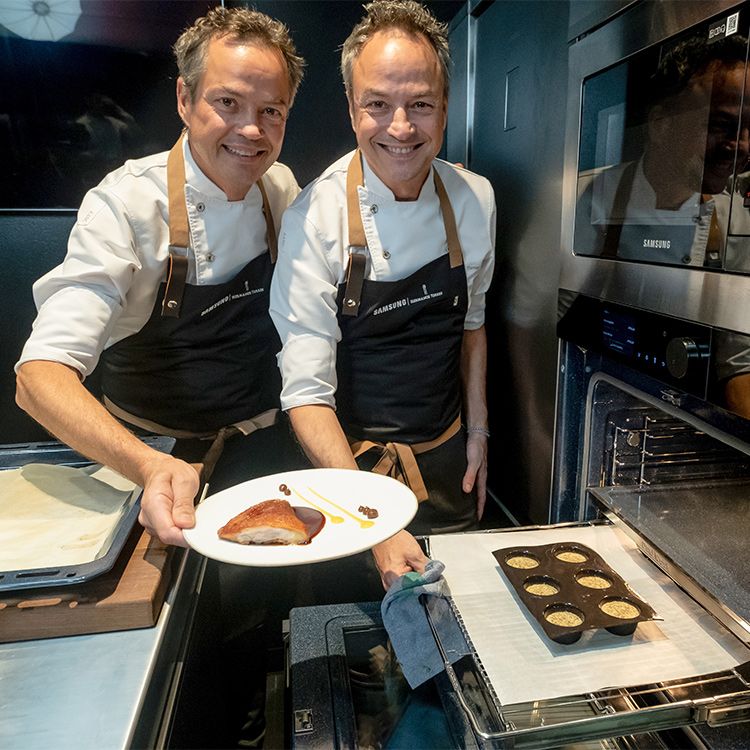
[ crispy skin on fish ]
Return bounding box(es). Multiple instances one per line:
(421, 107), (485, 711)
(218, 499), (309, 545)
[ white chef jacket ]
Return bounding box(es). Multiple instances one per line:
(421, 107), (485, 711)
(17, 136), (299, 378)
(269, 151), (496, 412)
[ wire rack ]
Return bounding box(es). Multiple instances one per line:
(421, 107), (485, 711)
(603, 411), (750, 486)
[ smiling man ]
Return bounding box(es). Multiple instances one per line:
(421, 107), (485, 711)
(16, 7), (306, 544)
(15, 8), (306, 745)
(270, 0), (496, 591)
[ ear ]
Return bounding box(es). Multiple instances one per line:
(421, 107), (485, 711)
(347, 93), (357, 132)
(176, 77), (191, 126)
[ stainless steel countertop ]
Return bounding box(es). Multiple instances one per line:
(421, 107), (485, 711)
(0, 548), (204, 750)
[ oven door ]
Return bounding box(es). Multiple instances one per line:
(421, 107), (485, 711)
(288, 602), (481, 749)
(287, 599), (700, 750)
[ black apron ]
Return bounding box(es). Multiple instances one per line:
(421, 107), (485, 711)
(100, 134), (280, 436)
(336, 151), (477, 534)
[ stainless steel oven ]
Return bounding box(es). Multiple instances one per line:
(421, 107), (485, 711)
(561, 0), (750, 336)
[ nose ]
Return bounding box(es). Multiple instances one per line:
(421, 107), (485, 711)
(236, 117), (263, 140)
(387, 107), (414, 140)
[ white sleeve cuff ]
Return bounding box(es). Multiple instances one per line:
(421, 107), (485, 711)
(277, 333), (338, 411)
(16, 286), (121, 377)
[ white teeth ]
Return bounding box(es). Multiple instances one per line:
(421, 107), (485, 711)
(225, 145), (259, 157)
(382, 145), (416, 154)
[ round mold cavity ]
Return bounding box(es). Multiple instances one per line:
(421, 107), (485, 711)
(553, 545), (589, 564)
(523, 576), (560, 597)
(599, 597), (641, 620)
(543, 604), (585, 644)
(504, 552), (540, 570)
(575, 570), (613, 590)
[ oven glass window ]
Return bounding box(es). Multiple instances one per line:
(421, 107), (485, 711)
(574, 6), (750, 274)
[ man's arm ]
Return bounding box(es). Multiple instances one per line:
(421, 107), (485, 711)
(287, 404), (427, 586)
(287, 404), (357, 469)
(725, 373), (750, 419)
(460, 326), (489, 518)
(16, 360), (199, 546)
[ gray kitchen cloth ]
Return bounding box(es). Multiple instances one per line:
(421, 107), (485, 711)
(381, 559), (470, 688)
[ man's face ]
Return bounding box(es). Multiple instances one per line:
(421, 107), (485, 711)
(348, 31), (447, 201)
(702, 63), (750, 194)
(648, 62), (750, 198)
(177, 36), (291, 201)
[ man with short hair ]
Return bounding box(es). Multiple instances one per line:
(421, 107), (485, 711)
(270, 0), (496, 589)
(16, 7), (306, 544)
(16, 13), (306, 742)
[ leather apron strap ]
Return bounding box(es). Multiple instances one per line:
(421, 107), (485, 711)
(198, 425), (241, 485)
(257, 178), (278, 263)
(104, 395), (278, 439)
(702, 196), (723, 268)
(163, 133), (190, 318)
(341, 150), (464, 316)
(348, 415), (462, 502)
(162, 132), (278, 317)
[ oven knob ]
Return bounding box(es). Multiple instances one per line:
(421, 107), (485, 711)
(665, 337), (708, 379)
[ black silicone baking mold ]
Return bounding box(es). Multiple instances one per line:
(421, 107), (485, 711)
(493, 542), (657, 644)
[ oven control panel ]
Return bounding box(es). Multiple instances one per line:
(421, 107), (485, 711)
(558, 294), (711, 396)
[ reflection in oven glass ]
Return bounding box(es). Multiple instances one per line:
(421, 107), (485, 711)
(343, 627), (458, 749)
(574, 7), (750, 273)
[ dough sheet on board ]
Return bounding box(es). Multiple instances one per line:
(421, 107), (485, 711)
(0, 463), (138, 570)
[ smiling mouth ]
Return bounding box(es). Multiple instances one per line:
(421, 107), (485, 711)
(378, 143), (422, 155)
(223, 144), (266, 159)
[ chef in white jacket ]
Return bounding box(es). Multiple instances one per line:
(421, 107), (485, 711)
(271, 0), (496, 590)
(16, 7), (306, 544)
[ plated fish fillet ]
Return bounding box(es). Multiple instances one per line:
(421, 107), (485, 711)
(218, 498), (310, 545)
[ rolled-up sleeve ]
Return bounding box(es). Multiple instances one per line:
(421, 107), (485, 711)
(16, 188), (141, 377)
(270, 205), (343, 411)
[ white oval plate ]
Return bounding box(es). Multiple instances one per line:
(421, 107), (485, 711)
(183, 468), (418, 566)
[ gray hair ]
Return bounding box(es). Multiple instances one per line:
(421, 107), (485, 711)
(174, 6), (305, 103)
(341, 0), (451, 99)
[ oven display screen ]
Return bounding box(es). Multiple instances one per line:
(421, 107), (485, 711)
(602, 307), (636, 357)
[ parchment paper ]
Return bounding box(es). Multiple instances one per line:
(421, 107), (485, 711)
(429, 525), (750, 705)
(0, 463), (138, 570)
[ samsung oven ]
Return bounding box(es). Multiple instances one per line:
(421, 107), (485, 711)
(562, 0), (750, 323)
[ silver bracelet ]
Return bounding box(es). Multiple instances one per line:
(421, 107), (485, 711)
(466, 425), (490, 438)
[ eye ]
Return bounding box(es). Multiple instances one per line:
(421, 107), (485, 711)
(217, 97), (235, 109)
(364, 100), (388, 113)
(262, 106), (285, 123)
(412, 101), (434, 111)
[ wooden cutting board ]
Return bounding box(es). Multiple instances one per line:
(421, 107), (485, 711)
(0, 528), (174, 642)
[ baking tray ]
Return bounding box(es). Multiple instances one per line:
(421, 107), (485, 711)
(0, 437), (173, 592)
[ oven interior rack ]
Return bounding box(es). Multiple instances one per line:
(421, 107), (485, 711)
(602, 410), (750, 486)
(424, 594), (750, 749)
